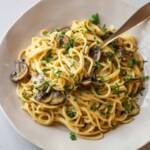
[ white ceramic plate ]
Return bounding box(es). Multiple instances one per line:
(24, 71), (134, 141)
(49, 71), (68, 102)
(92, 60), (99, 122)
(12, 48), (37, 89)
(0, 0), (150, 149)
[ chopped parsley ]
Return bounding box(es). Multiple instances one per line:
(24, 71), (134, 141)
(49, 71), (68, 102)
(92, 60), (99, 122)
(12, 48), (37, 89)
(100, 111), (107, 116)
(111, 84), (120, 94)
(122, 100), (132, 113)
(67, 111), (76, 118)
(42, 68), (49, 73)
(128, 59), (136, 66)
(89, 13), (100, 25)
(64, 85), (70, 91)
(108, 42), (118, 54)
(100, 104), (112, 115)
(63, 38), (74, 51)
(105, 51), (114, 59)
(102, 24), (107, 32)
(42, 50), (51, 63)
(143, 75), (149, 81)
(52, 69), (61, 77)
(85, 26), (91, 32)
(124, 74), (133, 82)
(94, 36), (97, 40)
(43, 81), (49, 86)
(69, 132), (77, 141)
(96, 40), (100, 44)
(41, 81), (50, 91)
(60, 31), (66, 36)
(22, 92), (32, 100)
(94, 61), (101, 68)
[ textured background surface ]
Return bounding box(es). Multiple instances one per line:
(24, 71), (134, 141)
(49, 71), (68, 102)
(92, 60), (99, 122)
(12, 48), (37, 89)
(0, 0), (149, 149)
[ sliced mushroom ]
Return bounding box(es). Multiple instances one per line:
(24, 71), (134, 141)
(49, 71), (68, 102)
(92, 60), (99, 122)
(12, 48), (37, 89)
(35, 85), (51, 101)
(56, 34), (70, 48)
(89, 45), (101, 62)
(49, 91), (66, 105)
(10, 59), (29, 82)
(35, 91), (46, 101)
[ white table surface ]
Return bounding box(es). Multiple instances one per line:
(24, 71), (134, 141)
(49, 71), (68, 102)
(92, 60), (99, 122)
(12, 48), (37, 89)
(0, 0), (149, 150)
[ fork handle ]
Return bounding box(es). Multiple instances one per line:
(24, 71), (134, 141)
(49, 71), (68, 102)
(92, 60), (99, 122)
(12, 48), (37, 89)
(101, 3), (150, 48)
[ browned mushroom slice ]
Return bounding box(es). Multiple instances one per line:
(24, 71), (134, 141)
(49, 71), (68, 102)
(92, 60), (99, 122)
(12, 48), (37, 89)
(49, 91), (66, 105)
(89, 45), (101, 62)
(10, 59), (29, 82)
(35, 86), (51, 101)
(56, 34), (70, 48)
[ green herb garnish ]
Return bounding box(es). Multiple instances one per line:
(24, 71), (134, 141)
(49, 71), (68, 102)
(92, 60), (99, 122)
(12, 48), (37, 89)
(105, 51), (114, 59)
(69, 132), (77, 141)
(102, 24), (107, 32)
(100, 104), (112, 115)
(52, 69), (61, 77)
(60, 31), (66, 37)
(100, 111), (107, 116)
(143, 75), (149, 81)
(128, 59), (136, 66)
(22, 92), (32, 100)
(111, 84), (120, 94)
(63, 38), (74, 51)
(67, 111), (76, 118)
(89, 13), (100, 25)
(108, 42), (118, 54)
(95, 61), (101, 68)
(42, 50), (51, 63)
(124, 74), (133, 82)
(85, 26), (91, 32)
(42, 68), (49, 73)
(63, 43), (70, 51)
(96, 40), (100, 44)
(94, 36), (97, 40)
(64, 85), (71, 91)
(122, 100), (132, 113)
(69, 38), (74, 47)
(42, 81), (50, 90)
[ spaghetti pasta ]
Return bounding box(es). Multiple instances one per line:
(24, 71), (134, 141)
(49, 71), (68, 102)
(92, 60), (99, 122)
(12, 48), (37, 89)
(11, 16), (146, 140)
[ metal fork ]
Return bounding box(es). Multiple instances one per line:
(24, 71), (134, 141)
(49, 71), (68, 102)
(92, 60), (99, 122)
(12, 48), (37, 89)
(101, 3), (150, 48)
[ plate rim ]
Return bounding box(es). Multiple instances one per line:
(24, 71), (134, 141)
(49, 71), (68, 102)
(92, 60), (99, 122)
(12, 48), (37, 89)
(0, 0), (149, 149)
